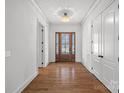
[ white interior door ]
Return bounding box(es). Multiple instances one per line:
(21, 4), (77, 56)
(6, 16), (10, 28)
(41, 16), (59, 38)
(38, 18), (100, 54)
(92, 14), (103, 80)
(101, 2), (119, 92)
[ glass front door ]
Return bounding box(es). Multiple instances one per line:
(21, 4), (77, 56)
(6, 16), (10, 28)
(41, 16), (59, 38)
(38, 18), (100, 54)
(56, 32), (75, 62)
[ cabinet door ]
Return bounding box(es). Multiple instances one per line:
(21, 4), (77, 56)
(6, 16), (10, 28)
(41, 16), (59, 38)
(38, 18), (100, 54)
(92, 14), (103, 80)
(91, 1), (119, 92)
(101, 2), (119, 92)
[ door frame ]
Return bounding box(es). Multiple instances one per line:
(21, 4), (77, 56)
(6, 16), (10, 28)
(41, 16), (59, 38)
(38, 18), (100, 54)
(55, 32), (76, 62)
(37, 20), (45, 67)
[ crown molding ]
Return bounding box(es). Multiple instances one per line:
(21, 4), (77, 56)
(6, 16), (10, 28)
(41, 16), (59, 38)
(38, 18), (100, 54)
(28, 0), (49, 23)
(50, 22), (81, 25)
(81, 0), (100, 25)
(81, 0), (115, 25)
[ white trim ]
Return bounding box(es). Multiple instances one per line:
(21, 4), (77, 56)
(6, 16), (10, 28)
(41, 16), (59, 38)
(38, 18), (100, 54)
(81, 0), (115, 25)
(93, 69), (102, 80)
(44, 62), (50, 67)
(28, 0), (49, 23)
(81, 61), (115, 92)
(12, 71), (38, 93)
(81, 0), (100, 25)
(49, 61), (56, 63)
(81, 62), (92, 73)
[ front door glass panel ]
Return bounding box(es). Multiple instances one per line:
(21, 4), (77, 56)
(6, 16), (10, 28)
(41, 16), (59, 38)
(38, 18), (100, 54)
(56, 32), (75, 62)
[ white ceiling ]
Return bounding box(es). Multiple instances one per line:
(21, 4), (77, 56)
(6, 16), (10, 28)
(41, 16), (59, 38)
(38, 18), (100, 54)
(35, 0), (97, 24)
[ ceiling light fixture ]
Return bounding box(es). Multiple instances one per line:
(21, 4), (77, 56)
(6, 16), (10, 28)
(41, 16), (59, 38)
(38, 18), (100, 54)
(61, 12), (70, 22)
(57, 9), (73, 23)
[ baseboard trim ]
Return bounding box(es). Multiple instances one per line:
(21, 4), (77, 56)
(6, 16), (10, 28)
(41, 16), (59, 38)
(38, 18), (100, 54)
(44, 62), (50, 67)
(49, 61), (55, 63)
(80, 62), (112, 93)
(13, 71), (38, 93)
(80, 62), (92, 73)
(49, 61), (81, 63)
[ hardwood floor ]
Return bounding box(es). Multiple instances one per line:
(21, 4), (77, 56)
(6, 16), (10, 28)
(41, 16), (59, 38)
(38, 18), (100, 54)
(22, 62), (111, 93)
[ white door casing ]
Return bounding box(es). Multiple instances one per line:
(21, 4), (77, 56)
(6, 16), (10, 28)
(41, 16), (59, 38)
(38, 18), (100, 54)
(38, 22), (45, 67)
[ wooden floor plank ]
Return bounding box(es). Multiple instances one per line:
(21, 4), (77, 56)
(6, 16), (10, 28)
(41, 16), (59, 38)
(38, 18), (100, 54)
(22, 62), (111, 93)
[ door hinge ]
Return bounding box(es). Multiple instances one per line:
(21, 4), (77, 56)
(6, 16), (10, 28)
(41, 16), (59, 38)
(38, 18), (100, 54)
(91, 51), (93, 54)
(42, 50), (43, 52)
(91, 67), (93, 70)
(118, 89), (119, 93)
(42, 29), (43, 32)
(118, 4), (119, 9)
(118, 57), (119, 62)
(91, 40), (93, 43)
(118, 35), (119, 40)
(42, 42), (43, 44)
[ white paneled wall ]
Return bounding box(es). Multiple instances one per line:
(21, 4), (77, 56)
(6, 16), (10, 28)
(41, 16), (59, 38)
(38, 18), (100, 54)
(5, 0), (49, 93)
(81, 0), (119, 93)
(49, 24), (82, 62)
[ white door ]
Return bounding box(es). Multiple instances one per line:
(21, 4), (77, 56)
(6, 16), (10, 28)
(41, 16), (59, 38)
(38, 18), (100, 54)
(101, 2), (119, 92)
(92, 14), (103, 80)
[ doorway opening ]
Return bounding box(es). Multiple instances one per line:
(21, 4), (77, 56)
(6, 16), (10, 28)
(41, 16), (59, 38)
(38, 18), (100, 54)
(55, 32), (75, 62)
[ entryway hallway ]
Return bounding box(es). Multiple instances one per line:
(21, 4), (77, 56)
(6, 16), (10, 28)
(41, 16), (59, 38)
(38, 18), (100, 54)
(5, 0), (119, 93)
(22, 62), (111, 93)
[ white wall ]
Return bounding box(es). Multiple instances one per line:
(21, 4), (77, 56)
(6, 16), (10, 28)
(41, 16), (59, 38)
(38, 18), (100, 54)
(5, 0), (49, 93)
(49, 24), (82, 62)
